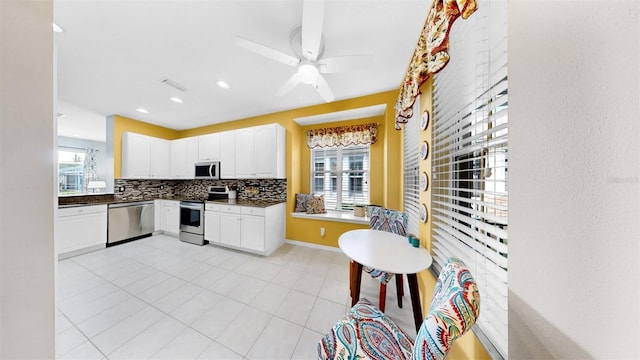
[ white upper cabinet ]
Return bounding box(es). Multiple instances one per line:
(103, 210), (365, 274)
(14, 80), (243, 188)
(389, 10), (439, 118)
(170, 137), (199, 179)
(198, 133), (221, 161)
(122, 132), (150, 179)
(219, 130), (236, 179)
(121, 124), (284, 180)
(122, 132), (169, 179)
(150, 137), (170, 178)
(254, 124), (285, 178)
(234, 128), (255, 178)
(234, 124), (285, 179)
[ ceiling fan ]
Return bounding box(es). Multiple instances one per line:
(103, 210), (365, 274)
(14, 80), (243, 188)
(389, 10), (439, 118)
(235, 0), (373, 103)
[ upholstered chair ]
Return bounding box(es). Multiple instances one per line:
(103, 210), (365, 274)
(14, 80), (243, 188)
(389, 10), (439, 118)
(318, 257), (480, 360)
(363, 206), (408, 312)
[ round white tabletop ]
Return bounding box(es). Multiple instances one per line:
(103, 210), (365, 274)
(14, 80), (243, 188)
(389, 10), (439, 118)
(338, 229), (432, 274)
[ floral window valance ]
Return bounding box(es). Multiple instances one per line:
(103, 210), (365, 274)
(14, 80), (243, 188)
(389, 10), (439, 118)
(307, 123), (378, 149)
(394, 0), (478, 130)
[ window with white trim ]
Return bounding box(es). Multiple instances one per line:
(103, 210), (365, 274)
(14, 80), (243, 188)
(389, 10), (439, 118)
(431, 0), (508, 357)
(311, 144), (370, 211)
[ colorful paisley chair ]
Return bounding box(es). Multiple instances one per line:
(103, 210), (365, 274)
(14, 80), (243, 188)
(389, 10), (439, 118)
(363, 206), (408, 312)
(318, 257), (480, 360)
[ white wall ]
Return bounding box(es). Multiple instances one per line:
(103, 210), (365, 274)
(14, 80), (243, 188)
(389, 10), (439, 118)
(509, 1), (639, 358)
(0, 0), (56, 358)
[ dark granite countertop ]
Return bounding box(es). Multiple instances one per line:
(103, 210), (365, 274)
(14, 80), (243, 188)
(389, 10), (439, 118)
(206, 199), (286, 208)
(58, 195), (285, 209)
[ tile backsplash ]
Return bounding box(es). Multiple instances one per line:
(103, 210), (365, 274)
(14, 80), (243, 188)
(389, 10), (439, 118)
(115, 178), (287, 202)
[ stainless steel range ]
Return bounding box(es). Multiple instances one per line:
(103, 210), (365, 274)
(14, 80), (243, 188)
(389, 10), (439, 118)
(179, 200), (206, 245)
(179, 186), (230, 246)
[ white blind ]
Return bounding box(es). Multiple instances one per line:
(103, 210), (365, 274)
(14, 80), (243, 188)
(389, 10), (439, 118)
(403, 100), (421, 236)
(311, 145), (370, 210)
(431, 0), (508, 357)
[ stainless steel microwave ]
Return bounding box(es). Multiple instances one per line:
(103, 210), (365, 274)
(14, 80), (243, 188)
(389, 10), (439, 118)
(194, 161), (220, 179)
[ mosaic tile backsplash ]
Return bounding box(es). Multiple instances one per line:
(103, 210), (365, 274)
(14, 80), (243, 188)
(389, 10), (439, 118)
(114, 178), (287, 202)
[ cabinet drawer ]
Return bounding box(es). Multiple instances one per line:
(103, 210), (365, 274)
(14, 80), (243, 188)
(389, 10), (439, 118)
(205, 203), (221, 211)
(241, 206), (265, 216)
(58, 204), (107, 218)
(220, 205), (241, 214)
(159, 200), (179, 207)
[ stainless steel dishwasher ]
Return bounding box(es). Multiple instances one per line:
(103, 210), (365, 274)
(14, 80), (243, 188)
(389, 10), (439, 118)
(107, 201), (154, 246)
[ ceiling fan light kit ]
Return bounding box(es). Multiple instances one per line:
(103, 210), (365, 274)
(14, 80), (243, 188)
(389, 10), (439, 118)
(298, 63), (319, 84)
(235, 0), (372, 103)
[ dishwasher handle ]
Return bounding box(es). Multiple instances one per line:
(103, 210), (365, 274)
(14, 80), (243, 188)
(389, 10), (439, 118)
(109, 200), (154, 208)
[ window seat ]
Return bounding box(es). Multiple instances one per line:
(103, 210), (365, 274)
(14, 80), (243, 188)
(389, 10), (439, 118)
(291, 210), (370, 225)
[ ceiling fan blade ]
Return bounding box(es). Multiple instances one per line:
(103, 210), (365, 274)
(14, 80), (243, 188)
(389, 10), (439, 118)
(276, 72), (302, 97)
(318, 55), (374, 73)
(235, 36), (300, 67)
(314, 74), (335, 102)
(301, 0), (325, 61)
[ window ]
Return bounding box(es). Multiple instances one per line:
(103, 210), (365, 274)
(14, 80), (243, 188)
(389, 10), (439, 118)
(311, 144), (370, 211)
(58, 148), (86, 195)
(403, 100), (421, 236)
(431, 0), (509, 358)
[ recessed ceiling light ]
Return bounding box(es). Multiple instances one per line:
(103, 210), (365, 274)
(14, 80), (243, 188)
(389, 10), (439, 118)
(169, 97), (183, 104)
(216, 80), (230, 90)
(53, 23), (63, 33)
(136, 108), (149, 114)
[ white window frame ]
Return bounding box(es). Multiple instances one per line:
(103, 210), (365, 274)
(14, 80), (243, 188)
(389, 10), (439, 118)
(311, 144), (370, 211)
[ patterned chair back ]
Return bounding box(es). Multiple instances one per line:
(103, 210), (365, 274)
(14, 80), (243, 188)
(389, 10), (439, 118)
(369, 206), (408, 236)
(413, 258), (481, 360)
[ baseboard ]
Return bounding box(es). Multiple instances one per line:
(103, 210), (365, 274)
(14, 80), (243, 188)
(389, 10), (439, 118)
(285, 238), (341, 253)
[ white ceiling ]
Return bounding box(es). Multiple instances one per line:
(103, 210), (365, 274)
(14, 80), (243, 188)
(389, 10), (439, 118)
(54, 0), (428, 142)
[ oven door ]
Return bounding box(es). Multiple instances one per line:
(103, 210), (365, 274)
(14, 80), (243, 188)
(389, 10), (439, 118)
(179, 202), (204, 235)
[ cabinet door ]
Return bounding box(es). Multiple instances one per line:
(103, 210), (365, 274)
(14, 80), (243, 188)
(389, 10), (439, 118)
(170, 139), (187, 179)
(161, 203), (180, 234)
(235, 128), (255, 178)
(154, 200), (162, 232)
(241, 214), (265, 252)
(56, 208), (107, 255)
(204, 210), (220, 243)
(184, 137), (199, 179)
(198, 133), (221, 161)
(219, 212), (241, 247)
(150, 138), (170, 178)
(122, 132), (151, 178)
(253, 125), (276, 178)
(219, 131), (236, 179)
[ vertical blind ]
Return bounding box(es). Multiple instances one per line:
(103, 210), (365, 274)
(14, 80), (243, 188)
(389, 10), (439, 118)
(403, 100), (421, 236)
(431, 0), (508, 357)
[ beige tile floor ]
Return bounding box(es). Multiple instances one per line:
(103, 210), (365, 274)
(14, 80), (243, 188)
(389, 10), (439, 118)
(56, 234), (417, 359)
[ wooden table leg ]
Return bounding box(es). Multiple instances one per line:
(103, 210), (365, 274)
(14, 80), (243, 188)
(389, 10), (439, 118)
(406, 273), (423, 333)
(351, 261), (363, 306)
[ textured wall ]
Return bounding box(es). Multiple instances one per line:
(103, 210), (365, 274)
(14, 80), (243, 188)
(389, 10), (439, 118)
(509, 1), (639, 358)
(115, 178), (286, 202)
(0, 0), (56, 357)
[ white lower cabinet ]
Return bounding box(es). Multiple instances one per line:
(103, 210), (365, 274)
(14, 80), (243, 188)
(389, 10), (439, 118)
(204, 204), (221, 243)
(158, 200), (180, 235)
(240, 213), (265, 252)
(56, 204), (107, 259)
(204, 202), (285, 255)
